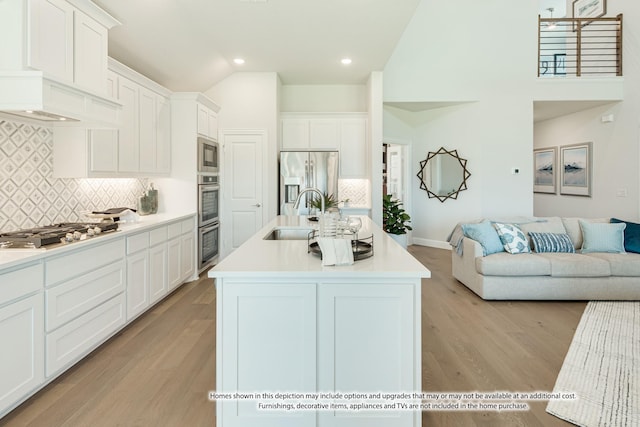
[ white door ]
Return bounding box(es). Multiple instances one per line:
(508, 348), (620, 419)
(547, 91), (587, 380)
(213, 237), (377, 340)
(222, 130), (265, 257)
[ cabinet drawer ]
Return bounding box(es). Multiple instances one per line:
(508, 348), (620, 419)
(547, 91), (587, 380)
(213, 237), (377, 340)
(181, 217), (195, 234)
(127, 232), (149, 254)
(45, 261), (125, 332)
(0, 263), (43, 306)
(167, 222), (182, 239)
(46, 239), (125, 287)
(46, 293), (126, 378)
(149, 226), (167, 247)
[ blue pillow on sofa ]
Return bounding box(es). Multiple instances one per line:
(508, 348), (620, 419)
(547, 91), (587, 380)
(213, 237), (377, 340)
(461, 221), (504, 256)
(579, 220), (625, 253)
(611, 218), (640, 253)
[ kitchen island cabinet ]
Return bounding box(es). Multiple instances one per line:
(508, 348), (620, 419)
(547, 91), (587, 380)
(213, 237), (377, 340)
(209, 216), (430, 427)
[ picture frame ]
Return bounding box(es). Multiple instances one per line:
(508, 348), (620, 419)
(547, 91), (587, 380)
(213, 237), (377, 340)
(560, 142), (592, 196)
(554, 53), (566, 75)
(573, 0), (606, 30)
(534, 147), (557, 194)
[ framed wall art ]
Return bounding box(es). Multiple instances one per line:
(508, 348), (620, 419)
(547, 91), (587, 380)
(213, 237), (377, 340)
(573, 0), (606, 29)
(534, 147), (557, 194)
(560, 142), (592, 196)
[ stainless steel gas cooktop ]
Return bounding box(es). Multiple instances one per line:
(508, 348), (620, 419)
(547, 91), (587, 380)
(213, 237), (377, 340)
(0, 222), (119, 249)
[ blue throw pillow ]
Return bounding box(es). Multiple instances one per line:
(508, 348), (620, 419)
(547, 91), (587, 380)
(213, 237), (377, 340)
(529, 232), (575, 253)
(611, 218), (640, 253)
(579, 220), (626, 253)
(461, 221), (504, 256)
(492, 222), (531, 254)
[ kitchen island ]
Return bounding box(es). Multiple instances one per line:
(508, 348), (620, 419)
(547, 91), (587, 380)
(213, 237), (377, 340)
(209, 215), (430, 427)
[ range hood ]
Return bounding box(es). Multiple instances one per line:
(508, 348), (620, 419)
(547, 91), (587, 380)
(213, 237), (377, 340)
(0, 71), (122, 126)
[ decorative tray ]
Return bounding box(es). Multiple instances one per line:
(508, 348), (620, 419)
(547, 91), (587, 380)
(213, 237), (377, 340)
(307, 230), (374, 261)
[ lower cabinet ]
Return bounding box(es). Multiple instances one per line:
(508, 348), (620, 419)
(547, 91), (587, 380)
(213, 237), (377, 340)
(127, 249), (149, 321)
(216, 280), (420, 427)
(149, 243), (168, 304)
(44, 239), (126, 378)
(0, 293), (44, 416)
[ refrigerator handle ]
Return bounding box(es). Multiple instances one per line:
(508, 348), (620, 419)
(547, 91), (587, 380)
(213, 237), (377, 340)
(309, 160), (315, 188)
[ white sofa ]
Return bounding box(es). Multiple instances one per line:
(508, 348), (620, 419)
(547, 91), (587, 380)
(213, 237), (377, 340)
(451, 217), (640, 300)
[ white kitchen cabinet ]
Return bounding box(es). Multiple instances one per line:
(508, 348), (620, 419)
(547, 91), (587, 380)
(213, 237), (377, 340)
(18, 0), (114, 94)
(138, 86), (157, 173)
(281, 115), (368, 176)
(0, 262), (44, 418)
(73, 8), (108, 92)
(46, 293), (126, 377)
(27, 0), (75, 84)
(44, 238), (126, 377)
(117, 75), (140, 173)
(339, 118), (368, 178)
(219, 282), (317, 426)
(167, 237), (182, 291)
(126, 234), (150, 321)
(197, 103), (218, 140)
(156, 95), (172, 173)
(149, 242), (168, 304)
(216, 279), (420, 427)
(281, 118), (310, 150)
(310, 119), (339, 149)
(281, 117), (339, 150)
(52, 127), (118, 178)
(318, 283), (416, 427)
(166, 218), (196, 290)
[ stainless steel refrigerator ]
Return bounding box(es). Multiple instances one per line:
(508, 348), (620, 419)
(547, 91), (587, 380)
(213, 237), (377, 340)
(279, 151), (339, 215)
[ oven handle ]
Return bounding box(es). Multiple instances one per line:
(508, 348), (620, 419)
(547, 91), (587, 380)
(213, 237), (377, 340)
(200, 223), (220, 234)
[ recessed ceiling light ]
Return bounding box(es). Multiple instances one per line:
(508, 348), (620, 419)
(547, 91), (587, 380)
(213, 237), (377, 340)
(233, 58), (245, 65)
(341, 58), (352, 65)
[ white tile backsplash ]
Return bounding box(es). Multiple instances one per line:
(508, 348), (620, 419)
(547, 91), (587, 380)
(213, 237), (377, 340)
(0, 119), (147, 232)
(338, 179), (370, 207)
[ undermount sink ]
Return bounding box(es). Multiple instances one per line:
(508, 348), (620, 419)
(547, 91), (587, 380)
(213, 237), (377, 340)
(263, 227), (313, 240)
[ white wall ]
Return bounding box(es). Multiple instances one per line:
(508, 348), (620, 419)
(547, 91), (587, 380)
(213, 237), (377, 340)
(383, 0), (537, 246)
(534, 0), (640, 221)
(280, 85), (367, 112)
(204, 72), (280, 220)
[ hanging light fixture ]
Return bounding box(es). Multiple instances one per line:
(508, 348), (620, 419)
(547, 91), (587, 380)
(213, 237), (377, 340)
(546, 7), (557, 30)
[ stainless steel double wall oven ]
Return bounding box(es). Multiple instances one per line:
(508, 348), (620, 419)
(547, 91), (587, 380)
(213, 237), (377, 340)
(197, 136), (220, 271)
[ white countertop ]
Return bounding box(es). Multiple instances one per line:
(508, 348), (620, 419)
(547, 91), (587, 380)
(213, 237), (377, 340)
(0, 212), (195, 271)
(209, 215), (431, 279)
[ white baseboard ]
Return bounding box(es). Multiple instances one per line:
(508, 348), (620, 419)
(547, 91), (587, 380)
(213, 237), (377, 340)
(411, 238), (451, 250)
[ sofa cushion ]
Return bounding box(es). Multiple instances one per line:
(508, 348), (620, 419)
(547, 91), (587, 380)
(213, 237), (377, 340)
(537, 253), (611, 277)
(461, 221), (504, 256)
(493, 222), (531, 254)
(520, 217), (567, 249)
(611, 218), (640, 254)
(529, 232), (575, 253)
(476, 253), (551, 276)
(583, 252), (640, 276)
(561, 217), (610, 249)
(579, 220), (626, 253)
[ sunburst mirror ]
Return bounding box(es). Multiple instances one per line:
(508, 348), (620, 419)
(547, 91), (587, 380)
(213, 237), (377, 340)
(417, 147), (471, 202)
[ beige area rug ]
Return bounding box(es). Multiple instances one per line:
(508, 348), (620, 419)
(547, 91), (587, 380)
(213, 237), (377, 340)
(547, 301), (640, 426)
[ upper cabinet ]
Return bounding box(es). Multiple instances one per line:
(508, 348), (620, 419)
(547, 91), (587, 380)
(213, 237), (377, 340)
(197, 103), (218, 140)
(1, 0), (117, 95)
(0, 0), (121, 123)
(281, 113), (369, 178)
(52, 59), (172, 178)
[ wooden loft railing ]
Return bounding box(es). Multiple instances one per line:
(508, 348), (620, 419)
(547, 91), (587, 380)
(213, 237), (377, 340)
(538, 14), (622, 77)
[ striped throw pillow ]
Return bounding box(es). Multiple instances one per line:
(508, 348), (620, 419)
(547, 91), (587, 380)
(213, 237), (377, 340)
(529, 232), (575, 253)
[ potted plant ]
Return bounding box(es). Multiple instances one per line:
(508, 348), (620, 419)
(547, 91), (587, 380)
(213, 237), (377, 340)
(382, 194), (412, 248)
(310, 192), (339, 213)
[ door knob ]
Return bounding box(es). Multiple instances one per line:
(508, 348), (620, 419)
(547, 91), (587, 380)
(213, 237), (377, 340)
(253, 203), (261, 207)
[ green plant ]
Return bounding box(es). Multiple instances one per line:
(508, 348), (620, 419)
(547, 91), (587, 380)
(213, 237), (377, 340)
(309, 192), (339, 210)
(383, 194), (412, 235)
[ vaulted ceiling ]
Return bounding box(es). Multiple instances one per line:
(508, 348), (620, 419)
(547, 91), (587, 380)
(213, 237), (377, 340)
(93, 0), (421, 92)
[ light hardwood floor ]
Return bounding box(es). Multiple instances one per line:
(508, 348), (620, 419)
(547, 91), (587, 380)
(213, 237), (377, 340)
(1, 246), (585, 427)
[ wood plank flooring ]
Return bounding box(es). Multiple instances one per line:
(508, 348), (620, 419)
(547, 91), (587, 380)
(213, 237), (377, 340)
(1, 246), (585, 427)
